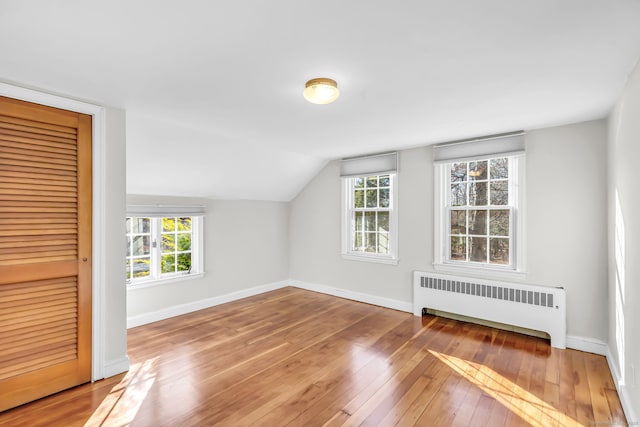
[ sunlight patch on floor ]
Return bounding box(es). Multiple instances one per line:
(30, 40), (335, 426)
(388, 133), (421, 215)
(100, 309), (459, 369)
(84, 357), (159, 427)
(430, 350), (583, 427)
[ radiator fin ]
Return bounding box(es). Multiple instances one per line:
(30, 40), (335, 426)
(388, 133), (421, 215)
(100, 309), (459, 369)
(420, 276), (556, 309)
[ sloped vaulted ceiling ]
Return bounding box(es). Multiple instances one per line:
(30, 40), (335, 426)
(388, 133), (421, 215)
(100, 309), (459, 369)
(2, 0), (640, 201)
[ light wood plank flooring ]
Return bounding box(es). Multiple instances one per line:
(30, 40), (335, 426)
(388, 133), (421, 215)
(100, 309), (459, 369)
(0, 287), (627, 426)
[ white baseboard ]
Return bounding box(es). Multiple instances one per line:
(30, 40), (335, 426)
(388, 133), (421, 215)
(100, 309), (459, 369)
(606, 347), (638, 425)
(290, 280), (413, 313)
(127, 280), (289, 328)
(103, 356), (130, 378)
(565, 335), (608, 356)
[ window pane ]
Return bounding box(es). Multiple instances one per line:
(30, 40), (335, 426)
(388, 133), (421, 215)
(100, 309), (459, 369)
(132, 258), (150, 278)
(378, 212), (389, 232)
(126, 218), (131, 233)
(450, 210), (466, 235)
(132, 235), (150, 256)
(490, 158), (508, 179)
(468, 210), (487, 235)
(469, 182), (487, 205)
(161, 254), (175, 273)
(379, 175), (390, 187)
(366, 189), (378, 208)
(177, 253), (191, 271)
(451, 163), (467, 182)
(451, 183), (467, 206)
(126, 236), (131, 256)
(354, 190), (364, 208)
(132, 218), (150, 233)
(354, 231), (363, 250)
(379, 188), (390, 208)
(354, 177), (364, 188)
(469, 237), (487, 262)
(178, 217), (192, 231)
(490, 238), (509, 264)
(490, 181), (508, 205)
(162, 218), (176, 232)
(125, 259), (131, 280)
(364, 211), (376, 231)
(490, 210), (510, 236)
(366, 176), (378, 187)
(162, 234), (175, 253)
(378, 232), (390, 254)
(354, 211), (363, 232)
(177, 233), (191, 251)
(365, 232), (377, 252)
(450, 236), (466, 260)
(469, 161), (487, 180)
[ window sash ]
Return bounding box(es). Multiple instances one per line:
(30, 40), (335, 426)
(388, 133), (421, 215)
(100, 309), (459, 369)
(126, 216), (201, 284)
(434, 154), (524, 274)
(445, 206), (514, 267)
(344, 174), (397, 260)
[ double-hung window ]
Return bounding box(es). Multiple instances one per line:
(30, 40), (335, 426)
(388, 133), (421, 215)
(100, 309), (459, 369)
(341, 152), (398, 264)
(126, 205), (205, 286)
(434, 133), (525, 275)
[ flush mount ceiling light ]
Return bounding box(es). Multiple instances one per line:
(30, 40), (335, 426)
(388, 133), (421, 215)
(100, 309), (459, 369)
(303, 78), (339, 104)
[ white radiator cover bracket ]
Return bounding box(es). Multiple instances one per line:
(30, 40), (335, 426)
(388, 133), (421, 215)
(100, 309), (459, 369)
(413, 271), (566, 349)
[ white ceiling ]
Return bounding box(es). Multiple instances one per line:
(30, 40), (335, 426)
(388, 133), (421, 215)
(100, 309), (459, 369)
(2, 1), (640, 201)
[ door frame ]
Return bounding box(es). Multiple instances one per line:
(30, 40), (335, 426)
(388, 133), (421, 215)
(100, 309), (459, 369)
(0, 82), (107, 381)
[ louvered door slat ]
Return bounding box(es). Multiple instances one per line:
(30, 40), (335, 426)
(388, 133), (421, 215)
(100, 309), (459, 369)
(0, 115), (77, 138)
(0, 95), (92, 411)
(0, 170), (77, 184)
(0, 184), (78, 194)
(0, 128), (77, 146)
(0, 144), (77, 161)
(0, 135), (77, 154)
(0, 347), (79, 380)
(0, 238), (77, 250)
(0, 140), (77, 158)
(0, 163), (77, 178)
(0, 319), (77, 342)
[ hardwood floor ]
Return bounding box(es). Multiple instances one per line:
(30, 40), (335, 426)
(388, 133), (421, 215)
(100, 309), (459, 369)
(0, 287), (627, 426)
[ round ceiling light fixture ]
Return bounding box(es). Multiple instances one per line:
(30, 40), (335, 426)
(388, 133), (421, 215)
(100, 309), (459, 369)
(303, 78), (339, 104)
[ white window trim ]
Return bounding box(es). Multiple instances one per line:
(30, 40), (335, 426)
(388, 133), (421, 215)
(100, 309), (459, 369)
(126, 215), (204, 286)
(341, 174), (399, 265)
(433, 155), (526, 278)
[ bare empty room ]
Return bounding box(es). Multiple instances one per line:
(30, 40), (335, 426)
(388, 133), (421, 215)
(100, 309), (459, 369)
(1, 1), (639, 426)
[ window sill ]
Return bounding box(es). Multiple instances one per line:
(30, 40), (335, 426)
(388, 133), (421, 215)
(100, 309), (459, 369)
(432, 262), (526, 281)
(342, 253), (399, 265)
(127, 272), (206, 290)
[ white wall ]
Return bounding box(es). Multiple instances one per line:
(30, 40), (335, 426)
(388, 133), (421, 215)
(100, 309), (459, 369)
(103, 107), (128, 374)
(526, 121), (608, 342)
(126, 195), (289, 319)
(289, 147), (433, 304)
(608, 58), (640, 422)
(289, 120), (609, 342)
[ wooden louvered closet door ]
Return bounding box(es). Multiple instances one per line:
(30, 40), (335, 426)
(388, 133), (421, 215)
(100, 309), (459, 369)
(0, 96), (92, 412)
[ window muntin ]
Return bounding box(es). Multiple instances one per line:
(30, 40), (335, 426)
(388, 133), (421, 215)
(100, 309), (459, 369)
(126, 216), (201, 284)
(344, 174), (397, 262)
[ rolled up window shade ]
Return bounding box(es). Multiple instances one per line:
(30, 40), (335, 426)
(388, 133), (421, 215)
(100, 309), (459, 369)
(126, 205), (206, 218)
(340, 152), (398, 177)
(433, 132), (525, 164)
